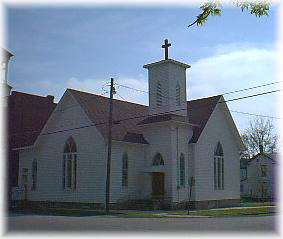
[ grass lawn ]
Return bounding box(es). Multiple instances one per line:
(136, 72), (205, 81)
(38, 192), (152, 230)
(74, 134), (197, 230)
(120, 212), (166, 218)
(173, 206), (276, 217)
(10, 204), (276, 218)
(123, 206), (276, 218)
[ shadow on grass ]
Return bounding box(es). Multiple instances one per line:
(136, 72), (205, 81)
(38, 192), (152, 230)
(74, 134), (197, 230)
(9, 208), (122, 217)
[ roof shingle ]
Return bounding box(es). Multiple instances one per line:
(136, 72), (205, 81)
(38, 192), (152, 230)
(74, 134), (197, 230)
(69, 89), (221, 144)
(8, 91), (56, 148)
(8, 89), (221, 148)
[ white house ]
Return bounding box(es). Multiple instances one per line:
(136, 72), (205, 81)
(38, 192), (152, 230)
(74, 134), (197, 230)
(241, 148), (277, 201)
(14, 40), (244, 209)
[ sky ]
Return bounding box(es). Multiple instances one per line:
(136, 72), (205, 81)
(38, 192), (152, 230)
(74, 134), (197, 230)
(5, 4), (280, 133)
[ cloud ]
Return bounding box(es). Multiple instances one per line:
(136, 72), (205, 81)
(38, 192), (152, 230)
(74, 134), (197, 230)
(188, 45), (278, 132)
(66, 77), (107, 94)
(114, 76), (148, 105)
(28, 75), (149, 106)
(66, 75), (148, 105)
(17, 43), (278, 133)
(188, 47), (276, 99)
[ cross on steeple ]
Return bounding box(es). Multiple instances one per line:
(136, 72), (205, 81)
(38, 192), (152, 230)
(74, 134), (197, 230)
(162, 39), (171, 60)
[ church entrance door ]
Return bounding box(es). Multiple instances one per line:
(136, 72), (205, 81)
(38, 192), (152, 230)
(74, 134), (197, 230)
(151, 172), (165, 197)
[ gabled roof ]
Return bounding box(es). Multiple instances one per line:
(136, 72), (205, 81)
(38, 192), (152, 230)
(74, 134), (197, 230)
(9, 88), (224, 148)
(8, 91), (56, 148)
(187, 95), (222, 143)
(247, 152), (278, 164)
(69, 89), (221, 144)
(68, 89), (149, 143)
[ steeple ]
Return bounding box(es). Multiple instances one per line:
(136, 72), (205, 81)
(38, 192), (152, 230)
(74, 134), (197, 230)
(143, 39), (190, 117)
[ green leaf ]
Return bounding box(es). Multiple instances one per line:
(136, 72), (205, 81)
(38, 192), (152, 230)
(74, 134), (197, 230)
(211, 8), (222, 16)
(234, 1), (250, 12)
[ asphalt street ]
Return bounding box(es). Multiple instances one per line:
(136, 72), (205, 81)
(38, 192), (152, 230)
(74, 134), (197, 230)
(6, 214), (277, 233)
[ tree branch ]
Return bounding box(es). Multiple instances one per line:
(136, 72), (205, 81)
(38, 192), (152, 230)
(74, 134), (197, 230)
(188, 1), (270, 28)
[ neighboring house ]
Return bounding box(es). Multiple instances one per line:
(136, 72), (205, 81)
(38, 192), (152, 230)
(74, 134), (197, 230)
(13, 41), (244, 209)
(240, 157), (248, 193)
(2, 47), (57, 208)
(7, 91), (56, 206)
(241, 148), (277, 201)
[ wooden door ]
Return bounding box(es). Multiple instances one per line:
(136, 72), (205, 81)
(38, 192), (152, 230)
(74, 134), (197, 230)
(152, 172), (165, 197)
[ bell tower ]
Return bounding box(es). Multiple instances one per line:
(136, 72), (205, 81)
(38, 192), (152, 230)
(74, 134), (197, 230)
(143, 39), (190, 117)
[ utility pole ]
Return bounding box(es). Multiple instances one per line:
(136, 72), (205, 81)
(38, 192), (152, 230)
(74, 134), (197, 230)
(187, 176), (194, 215)
(105, 78), (114, 214)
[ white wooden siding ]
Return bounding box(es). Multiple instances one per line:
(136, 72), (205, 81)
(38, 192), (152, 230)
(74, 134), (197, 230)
(19, 91), (107, 203)
(193, 103), (240, 201)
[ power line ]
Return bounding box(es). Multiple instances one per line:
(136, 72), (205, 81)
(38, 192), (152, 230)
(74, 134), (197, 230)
(230, 110), (280, 120)
(49, 89), (282, 128)
(115, 83), (191, 103)
(115, 81), (282, 98)
(218, 89), (280, 103)
(118, 86), (189, 106)
(115, 92), (127, 101)
(222, 81), (282, 95)
(54, 80), (280, 115)
(46, 84), (110, 114)
(101, 91), (108, 96)
(10, 88), (280, 139)
(115, 83), (148, 94)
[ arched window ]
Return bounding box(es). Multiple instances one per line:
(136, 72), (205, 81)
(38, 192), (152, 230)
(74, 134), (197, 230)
(122, 152), (128, 187)
(156, 81), (163, 107)
(152, 153), (164, 166)
(31, 159), (37, 191)
(63, 136), (77, 190)
(64, 136), (77, 153)
(179, 153), (185, 187)
(214, 142), (224, 190)
(176, 82), (181, 106)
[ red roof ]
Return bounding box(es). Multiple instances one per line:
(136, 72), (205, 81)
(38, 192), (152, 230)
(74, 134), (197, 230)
(69, 89), (221, 144)
(8, 89), (221, 148)
(69, 89), (149, 143)
(8, 91), (56, 148)
(187, 95), (221, 143)
(138, 113), (188, 125)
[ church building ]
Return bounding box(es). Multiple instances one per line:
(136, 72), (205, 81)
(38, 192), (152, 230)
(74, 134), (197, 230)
(14, 40), (244, 209)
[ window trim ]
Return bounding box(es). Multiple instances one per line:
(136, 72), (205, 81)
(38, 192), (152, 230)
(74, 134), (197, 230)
(152, 153), (164, 166)
(62, 137), (78, 191)
(214, 142), (224, 190)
